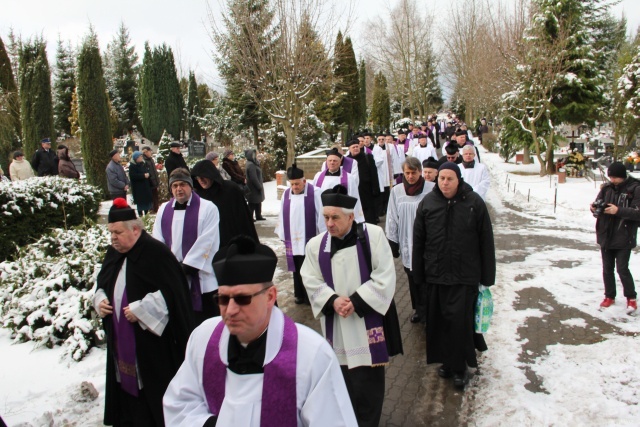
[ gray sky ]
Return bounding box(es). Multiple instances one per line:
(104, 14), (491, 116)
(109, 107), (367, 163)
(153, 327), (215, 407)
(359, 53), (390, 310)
(2, 0), (639, 92)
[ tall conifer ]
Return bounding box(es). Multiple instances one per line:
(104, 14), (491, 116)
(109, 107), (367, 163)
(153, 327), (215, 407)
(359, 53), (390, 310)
(76, 29), (112, 194)
(19, 37), (55, 158)
(53, 38), (76, 135)
(187, 72), (202, 140)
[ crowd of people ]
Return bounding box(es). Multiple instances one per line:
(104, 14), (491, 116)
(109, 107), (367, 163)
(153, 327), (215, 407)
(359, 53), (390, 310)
(88, 113), (502, 427)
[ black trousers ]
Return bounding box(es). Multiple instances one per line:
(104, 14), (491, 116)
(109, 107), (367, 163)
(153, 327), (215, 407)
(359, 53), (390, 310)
(248, 202), (262, 220)
(117, 387), (158, 427)
(340, 365), (385, 427)
(404, 267), (425, 320)
(377, 187), (390, 216)
(601, 248), (637, 299)
(292, 255), (309, 303)
(195, 290), (221, 325)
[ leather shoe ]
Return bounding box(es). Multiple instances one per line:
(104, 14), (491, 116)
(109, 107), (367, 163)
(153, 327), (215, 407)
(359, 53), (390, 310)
(255, 217), (267, 221)
(410, 313), (421, 323)
(453, 369), (469, 389)
(437, 365), (453, 378)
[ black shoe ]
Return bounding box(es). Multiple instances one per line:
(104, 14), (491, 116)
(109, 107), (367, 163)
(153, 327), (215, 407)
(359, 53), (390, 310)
(294, 297), (304, 304)
(453, 369), (469, 389)
(255, 217), (267, 221)
(410, 313), (421, 323)
(437, 365), (453, 378)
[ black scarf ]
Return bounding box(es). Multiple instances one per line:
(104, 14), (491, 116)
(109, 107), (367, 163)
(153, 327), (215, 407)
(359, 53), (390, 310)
(403, 175), (425, 196)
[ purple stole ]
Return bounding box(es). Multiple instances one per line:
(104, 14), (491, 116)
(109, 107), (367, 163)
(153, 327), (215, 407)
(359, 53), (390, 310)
(364, 146), (373, 155)
(113, 287), (138, 397)
(403, 138), (411, 153)
(317, 227), (389, 365)
(315, 168), (348, 188)
(203, 315), (299, 427)
(283, 184), (316, 272)
(160, 193), (203, 311)
(342, 156), (354, 174)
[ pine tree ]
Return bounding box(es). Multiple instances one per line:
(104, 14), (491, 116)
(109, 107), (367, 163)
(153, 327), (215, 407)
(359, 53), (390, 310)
(358, 59), (367, 128)
(104, 22), (140, 137)
(0, 36), (21, 144)
(68, 87), (79, 137)
(370, 72), (390, 132)
(333, 33), (360, 132)
(158, 129), (173, 159)
(138, 44), (182, 142)
(6, 29), (20, 92)
(187, 71), (202, 140)
(53, 38), (76, 135)
(19, 37), (55, 158)
(76, 29), (113, 195)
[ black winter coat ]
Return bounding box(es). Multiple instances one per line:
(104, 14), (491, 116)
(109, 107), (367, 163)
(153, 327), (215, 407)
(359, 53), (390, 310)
(165, 151), (189, 179)
(595, 177), (640, 250)
(191, 160), (259, 247)
(244, 149), (265, 204)
(412, 181), (496, 287)
(128, 161), (153, 206)
(31, 147), (58, 176)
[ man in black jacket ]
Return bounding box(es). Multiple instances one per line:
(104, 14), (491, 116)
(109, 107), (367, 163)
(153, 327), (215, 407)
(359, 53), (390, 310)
(31, 138), (58, 176)
(412, 162), (495, 390)
(592, 162), (640, 314)
(165, 141), (188, 179)
(346, 139), (380, 224)
(141, 146), (160, 212)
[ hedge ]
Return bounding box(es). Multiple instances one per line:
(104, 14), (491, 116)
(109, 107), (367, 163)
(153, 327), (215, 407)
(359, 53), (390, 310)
(0, 177), (101, 261)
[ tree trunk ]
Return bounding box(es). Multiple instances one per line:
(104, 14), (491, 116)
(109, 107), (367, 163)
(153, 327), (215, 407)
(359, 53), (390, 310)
(523, 145), (531, 165)
(283, 125), (297, 169)
(545, 130), (556, 175)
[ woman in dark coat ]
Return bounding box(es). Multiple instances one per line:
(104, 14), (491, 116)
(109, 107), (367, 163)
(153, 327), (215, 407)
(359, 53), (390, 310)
(244, 148), (266, 221)
(57, 144), (80, 179)
(191, 159), (259, 246)
(128, 151), (153, 215)
(221, 149), (246, 189)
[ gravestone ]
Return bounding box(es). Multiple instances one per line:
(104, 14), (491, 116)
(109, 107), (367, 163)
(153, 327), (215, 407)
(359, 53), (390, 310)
(189, 140), (206, 158)
(125, 140), (139, 158)
(574, 142), (585, 153)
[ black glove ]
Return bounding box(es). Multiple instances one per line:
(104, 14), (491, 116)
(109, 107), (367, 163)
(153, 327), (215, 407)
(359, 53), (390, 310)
(388, 240), (400, 258)
(181, 263), (199, 277)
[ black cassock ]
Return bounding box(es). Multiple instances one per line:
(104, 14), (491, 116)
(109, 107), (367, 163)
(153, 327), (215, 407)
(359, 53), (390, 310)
(96, 231), (195, 426)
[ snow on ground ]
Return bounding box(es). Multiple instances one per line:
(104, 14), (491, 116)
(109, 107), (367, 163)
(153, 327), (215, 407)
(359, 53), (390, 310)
(2, 150), (640, 426)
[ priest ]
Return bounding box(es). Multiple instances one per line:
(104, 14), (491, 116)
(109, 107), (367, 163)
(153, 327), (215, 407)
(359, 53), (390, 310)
(312, 147), (365, 223)
(275, 164), (326, 304)
(152, 168), (221, 323)
(163, 236), (358, 426)
(94, 198), (194, 426)
(386, 157), (434, 324)
(346, 139), (380, 225)
(300, 185), (403, 427)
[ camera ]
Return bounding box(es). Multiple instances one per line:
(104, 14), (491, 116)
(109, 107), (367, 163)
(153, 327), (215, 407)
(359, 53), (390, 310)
(592, 199), (607, 218)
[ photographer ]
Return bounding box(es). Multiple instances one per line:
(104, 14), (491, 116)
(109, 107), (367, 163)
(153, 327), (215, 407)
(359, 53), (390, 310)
(591, 162), (640, 314)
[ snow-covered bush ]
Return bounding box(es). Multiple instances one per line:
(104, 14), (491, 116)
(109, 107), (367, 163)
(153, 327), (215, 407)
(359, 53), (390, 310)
(0, 225), (110, 361)
(0, 177), (101, 261)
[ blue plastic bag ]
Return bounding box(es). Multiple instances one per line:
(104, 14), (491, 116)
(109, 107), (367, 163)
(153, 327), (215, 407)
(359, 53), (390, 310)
(475, 285), (493, 333)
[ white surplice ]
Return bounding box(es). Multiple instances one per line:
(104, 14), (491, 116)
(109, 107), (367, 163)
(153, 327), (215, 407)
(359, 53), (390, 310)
(300, 224), (396, 369)
(275, 182), (326, 256)
(411, 143), (438, 164)
(386, 181), (434, 269)
(312, 169), (365, 223)
(372, 144), (393, 188)
(152, 194), (220, 293)
(163, 307), (358, 427)
(460, 162), (490, 200)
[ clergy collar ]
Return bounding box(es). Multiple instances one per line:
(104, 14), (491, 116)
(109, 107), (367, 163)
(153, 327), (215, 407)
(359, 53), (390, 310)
(172, 193), (194, 208)
(326, 169), (341, 176)
(462, 160), (475, 169)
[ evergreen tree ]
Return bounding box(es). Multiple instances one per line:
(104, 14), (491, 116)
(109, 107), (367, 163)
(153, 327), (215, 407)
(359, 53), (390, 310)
(6, 29), (20, 92)
(76, 29), (112, 194)
(19, 37), (55, 158)
(216, 0), (272, 146)
(69, 87), (79, 137)
(370, 72), (390, 132)
(138, 43), (182, 142)
(0, 36), (21, 143)
(358, 59), (367, 128)
(158, 129), (173, 159)
(333, 34), (360, 132)
(187, 71), (202, 140)
(104, 22), (140, 137)
(53, 38), (76, 135)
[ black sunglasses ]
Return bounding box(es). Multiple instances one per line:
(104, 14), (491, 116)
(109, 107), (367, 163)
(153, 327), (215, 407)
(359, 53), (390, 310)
(214, 286), (272, 306)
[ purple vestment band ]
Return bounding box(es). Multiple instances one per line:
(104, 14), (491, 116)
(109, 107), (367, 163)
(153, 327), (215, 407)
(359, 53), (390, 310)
(317, 227), (389, 365)
(160, 193), (203, 311)
(112, 288), (138, 397)
(315, 167), (349, 189)
(283, 184), (316, 272)
(203, 314), (299, 426)
(342, 156), (354, 174)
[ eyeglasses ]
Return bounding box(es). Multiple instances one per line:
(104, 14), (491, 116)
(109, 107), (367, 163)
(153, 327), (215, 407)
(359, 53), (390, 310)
(446, 155), (457, 160)
(214, 286), (272, 306)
